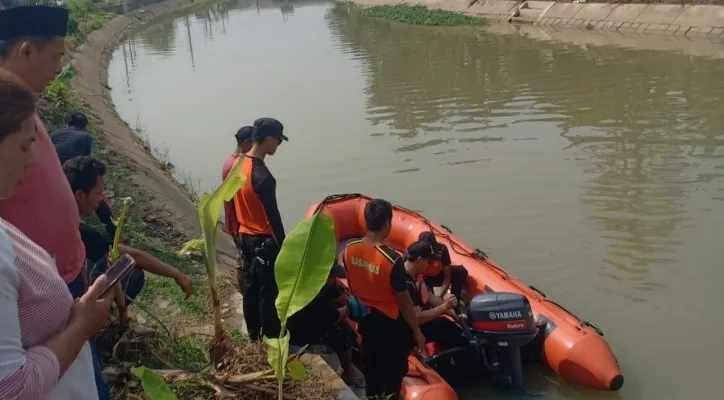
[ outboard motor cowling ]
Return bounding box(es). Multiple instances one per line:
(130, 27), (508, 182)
(468, 292), (538, 392)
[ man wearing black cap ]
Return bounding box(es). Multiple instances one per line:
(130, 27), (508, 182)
(418, 231), (469, 299)
(222, 126), (253, 294)
(0, 5), (110, 400)
(232, 117), (288, 340)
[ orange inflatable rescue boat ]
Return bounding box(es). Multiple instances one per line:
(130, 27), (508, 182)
(306, 194), (623, 398)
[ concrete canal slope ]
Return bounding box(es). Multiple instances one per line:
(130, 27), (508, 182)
(70, 0), (237, 258)
(348, 0), (724, 38)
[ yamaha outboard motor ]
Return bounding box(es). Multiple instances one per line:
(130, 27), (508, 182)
(468, 292), (538, 392)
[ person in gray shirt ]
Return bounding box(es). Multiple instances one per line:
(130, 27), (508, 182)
(52, 112), (93, 165)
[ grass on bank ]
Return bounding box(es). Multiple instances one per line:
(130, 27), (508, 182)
(360, 4), (486, 26)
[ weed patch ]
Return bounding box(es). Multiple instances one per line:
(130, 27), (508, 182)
(360, 4), (486, 26)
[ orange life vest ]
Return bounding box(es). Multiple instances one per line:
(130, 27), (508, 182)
(343, 239), (399, 319)
(233, 157), (274, 238)
(423, 259), (443, 277)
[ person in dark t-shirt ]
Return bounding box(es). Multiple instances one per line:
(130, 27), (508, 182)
(53, 112), (117, 238)
(233, 117), (288, 341)
(63, 156), (193, 321)
(402, 245), (467, 349)
(52, 112), (93, 164)
(288, 262), (359, 385)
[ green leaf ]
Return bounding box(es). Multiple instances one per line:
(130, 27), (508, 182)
(287, 359), (306, 380)
(131, 367), (178, 400)
(176, 238), (204, 257)
(264, 332), (291, 396)
(108, 197), (133, 264)
(274, 212), (337, 329)
(176, 158), (244, 338)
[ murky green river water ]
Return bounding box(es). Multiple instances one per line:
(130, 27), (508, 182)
(108, 1), (724, 398)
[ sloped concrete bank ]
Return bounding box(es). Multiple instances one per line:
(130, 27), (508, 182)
(70, 0), (237, 258)
(348, 0), (724, 38)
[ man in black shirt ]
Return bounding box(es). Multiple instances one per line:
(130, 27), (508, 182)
(52, 112), (93, 164)
(53, 111), (117, 238)
(233, 117), (288, 340)
(402, 241), (467, 349)
(63, 156), (193, 319)
(288, 262), (359, 384)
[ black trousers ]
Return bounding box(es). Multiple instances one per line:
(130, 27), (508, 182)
(359, 311), (413, 400)
(421, 317), (467, 349)
(423, 265), (469, 298)
(239, 234), (281, 341)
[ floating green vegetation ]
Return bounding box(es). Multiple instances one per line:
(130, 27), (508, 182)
(360, 4), (486, 26)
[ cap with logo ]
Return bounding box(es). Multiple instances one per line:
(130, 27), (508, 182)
(252, 117), (289, 142)
(0, 5), (69, 40)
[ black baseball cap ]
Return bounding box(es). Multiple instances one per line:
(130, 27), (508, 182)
(406, 240), (440, 261)
(252, 117), (289, 142)
(235, 126), (253, 145)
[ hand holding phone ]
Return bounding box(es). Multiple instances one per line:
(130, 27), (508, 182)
(97, 253), (137, 299)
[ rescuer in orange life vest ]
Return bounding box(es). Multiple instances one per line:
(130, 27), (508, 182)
(233, 118), (288, 341)
(418, 231), (469, 299)
(342, 198), (426, 400)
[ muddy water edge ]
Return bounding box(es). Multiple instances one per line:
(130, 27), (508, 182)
(107, 1), (724, 399)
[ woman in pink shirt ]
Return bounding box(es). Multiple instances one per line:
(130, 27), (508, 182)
(0, 70), (114, 399)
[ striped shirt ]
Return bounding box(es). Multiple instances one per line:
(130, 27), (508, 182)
(0, 217), (97, 399)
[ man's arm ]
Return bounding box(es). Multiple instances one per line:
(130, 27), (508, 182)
(414, 281), (450, 323)
(439, 246), (452, 295)
(118, 245), (193, 299)
(256, 176), (285, 245)
(391, 259), (424, 348)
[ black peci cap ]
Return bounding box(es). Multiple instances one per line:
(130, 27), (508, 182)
(252, 117), (288, 142)
(0, 6), (69, 40)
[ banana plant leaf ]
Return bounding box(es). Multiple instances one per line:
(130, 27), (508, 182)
(131, 367), (178, 400)
(265, 211), (336, 398)
(273, 212), (337, 329)
(180, 159), (245, 289)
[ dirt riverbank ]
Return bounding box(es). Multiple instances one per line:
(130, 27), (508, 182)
(70, 0), (238, 263)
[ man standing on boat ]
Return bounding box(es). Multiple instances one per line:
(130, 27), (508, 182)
(418, 231), (469, 299)
(233, 118), (287, 341)
(342, 198), (425, 400)
(221, 125), (253, 295)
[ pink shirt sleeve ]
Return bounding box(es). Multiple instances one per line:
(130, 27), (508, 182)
(0, 235), (61, 399)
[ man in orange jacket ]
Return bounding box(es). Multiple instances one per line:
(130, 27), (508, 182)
(342, 198), (425, 400)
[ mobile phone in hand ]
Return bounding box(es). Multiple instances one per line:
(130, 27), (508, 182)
(97, 253), (136, 298)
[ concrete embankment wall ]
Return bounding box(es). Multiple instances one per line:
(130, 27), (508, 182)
(349, 0), (724, 39)
(71, 0), (238, 257)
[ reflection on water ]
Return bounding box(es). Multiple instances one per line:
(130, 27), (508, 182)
(108, 2), (724, 399)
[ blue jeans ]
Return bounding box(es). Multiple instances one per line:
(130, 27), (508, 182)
(68, 271), (110, 400)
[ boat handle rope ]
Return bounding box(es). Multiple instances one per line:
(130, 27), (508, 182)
(529, 285), (546, 298)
